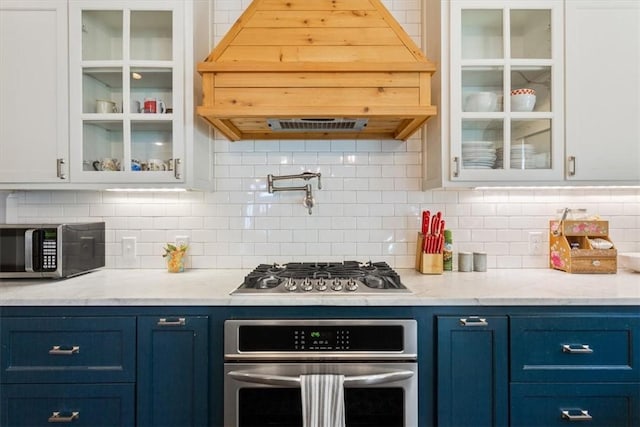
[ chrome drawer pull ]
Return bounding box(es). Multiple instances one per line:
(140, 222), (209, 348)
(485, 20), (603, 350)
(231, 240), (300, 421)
(48, 411), (79, 423)
(561, 409), (592, 421)
(562, 344), (593, 354)
(459, 317), (488, 327)
(157, 317), (186, 326)
(48, 345), (80, 355)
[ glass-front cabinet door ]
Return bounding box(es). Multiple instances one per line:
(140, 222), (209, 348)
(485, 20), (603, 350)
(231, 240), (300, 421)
(69, 1), (184, 184)
(450, 1), (563, 182)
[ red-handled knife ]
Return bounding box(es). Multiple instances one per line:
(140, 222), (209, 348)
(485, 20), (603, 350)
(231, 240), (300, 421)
(421, 210), (430, 235)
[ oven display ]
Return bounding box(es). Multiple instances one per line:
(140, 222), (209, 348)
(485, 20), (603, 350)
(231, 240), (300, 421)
(238, 325), (403, 352)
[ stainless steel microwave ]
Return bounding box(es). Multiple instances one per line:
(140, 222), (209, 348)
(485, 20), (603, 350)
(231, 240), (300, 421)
(0, 222), (105, 278)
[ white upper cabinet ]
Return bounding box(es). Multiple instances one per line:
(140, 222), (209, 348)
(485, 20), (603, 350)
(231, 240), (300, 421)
(68, 1), (185, 185)
(565, 0), (640, 183)
(425, 0), (564, 188)
(0, 1), (69, 184)
(0, 0), (213, 190)
(424, 0), (638, 188)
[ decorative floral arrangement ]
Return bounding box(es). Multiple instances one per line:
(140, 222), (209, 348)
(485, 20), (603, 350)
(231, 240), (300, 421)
(163, 243), (188, 273)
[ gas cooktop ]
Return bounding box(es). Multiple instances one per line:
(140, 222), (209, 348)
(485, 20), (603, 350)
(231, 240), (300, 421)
(231, 261), (411, 295)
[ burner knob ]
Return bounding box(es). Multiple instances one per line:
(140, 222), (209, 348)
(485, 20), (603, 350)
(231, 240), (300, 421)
(284, 279), (297, 292)
(346, 278), (358, 292)
(331, 279), (343, 292)
(301, 278), (314, 292)
(316, 279), (327, 291)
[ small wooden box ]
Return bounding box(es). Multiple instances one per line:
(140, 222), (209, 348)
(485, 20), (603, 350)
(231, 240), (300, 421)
(549, 220), (617, 274)
(415, 233), (443, 274)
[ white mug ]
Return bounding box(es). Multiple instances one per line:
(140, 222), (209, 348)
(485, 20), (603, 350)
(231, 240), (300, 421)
(96, 99), (117, 114)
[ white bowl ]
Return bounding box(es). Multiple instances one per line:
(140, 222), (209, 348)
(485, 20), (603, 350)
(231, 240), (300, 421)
(511, 94), (536, 112)
(618, 253), (640, 272)
(464, 92), (497, 112)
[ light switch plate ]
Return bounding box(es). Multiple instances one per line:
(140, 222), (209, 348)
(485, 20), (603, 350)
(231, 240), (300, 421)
(528, 232), (543, 255)
(122, 236), (137, 260)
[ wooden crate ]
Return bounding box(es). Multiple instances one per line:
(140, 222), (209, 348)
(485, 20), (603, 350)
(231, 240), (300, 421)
(549, 220), (617, 274)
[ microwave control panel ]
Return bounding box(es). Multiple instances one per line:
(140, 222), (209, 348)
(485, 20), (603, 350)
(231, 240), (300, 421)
(34, 229), (57, 271)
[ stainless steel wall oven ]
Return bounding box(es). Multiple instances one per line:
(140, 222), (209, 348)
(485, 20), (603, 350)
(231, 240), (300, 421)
(224, 319), (417, 427)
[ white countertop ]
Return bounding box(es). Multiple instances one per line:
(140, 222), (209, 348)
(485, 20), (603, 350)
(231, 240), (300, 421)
(1, 268), (639, 306)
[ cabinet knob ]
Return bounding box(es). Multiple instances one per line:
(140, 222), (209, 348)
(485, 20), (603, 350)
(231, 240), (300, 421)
(157, 317), (186, 326)
(56, 158), (66, 180)
(562, 344), (593, 354)
(568, 156), (576, 176)
(48, 411), (79, 423)
(459, 317), (488, 327)
(48, 345), (80, 355)
(561, 409), (592, 422)
(453, 157), (460, 178)
(174, 158), (182, 179)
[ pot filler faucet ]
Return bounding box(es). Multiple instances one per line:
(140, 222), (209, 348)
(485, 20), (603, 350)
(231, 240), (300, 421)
(267, 172), (322, 215)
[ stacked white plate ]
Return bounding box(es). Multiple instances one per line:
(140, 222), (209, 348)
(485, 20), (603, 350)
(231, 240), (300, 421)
(462, 141), (496, 169)
(510, 144), (536, 169)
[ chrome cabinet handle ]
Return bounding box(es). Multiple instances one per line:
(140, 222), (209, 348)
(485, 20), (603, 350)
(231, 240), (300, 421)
(228, 370), (414, 387)
(174, 158), (182, 179)
(459, 317), (488, 327)
(56, 158), (66, 179)
(568, 155), (576, 176)
(453, 156), (460, 177)
(48, 345), (79, 355)
(562, 344), (593, 354)
(561, 409), (592, 421)
(48, 412), (79, 423)
(157, 317), (186, 326)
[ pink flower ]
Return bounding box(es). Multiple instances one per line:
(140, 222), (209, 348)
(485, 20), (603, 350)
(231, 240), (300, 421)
(551, 251), (564, 268)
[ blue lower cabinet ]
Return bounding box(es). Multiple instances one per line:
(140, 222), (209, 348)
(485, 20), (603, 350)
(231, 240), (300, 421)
(437, 315), (509, 427)
(511, 383), (640, 427)
(136, 316), (209, 427)
(0, 383), (134, 426)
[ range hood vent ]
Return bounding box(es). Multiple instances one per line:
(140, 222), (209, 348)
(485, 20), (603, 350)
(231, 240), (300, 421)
(267, 118), (368, 132)
(197, 0), (437, 141)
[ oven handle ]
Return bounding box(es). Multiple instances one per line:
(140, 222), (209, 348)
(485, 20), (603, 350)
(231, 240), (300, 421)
(227, 369), (414, 387)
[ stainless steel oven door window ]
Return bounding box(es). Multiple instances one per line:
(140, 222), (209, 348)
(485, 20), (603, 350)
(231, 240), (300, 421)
(224, 362), (417, 427)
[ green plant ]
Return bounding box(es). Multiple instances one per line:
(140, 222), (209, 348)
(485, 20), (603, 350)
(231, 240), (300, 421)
(162, 243), (188, 258)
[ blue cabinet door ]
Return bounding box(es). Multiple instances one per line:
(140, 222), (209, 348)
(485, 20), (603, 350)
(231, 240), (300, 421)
(136, 316), (209, 427)
(437, 315), (509, 427)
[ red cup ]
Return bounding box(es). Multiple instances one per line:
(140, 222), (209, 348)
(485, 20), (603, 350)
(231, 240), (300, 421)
(144, 99), (157, 113)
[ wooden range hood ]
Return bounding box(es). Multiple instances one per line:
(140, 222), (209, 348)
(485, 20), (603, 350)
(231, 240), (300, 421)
(197, 0), (437, 141)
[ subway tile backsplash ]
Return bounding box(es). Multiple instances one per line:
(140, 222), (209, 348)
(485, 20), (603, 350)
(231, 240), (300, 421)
(3, 0), (640, 269)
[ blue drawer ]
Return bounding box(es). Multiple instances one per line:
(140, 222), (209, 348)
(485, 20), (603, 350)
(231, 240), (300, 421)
(1, 317), (135, 383)
(0, 383), (134, 426)
(511, 383), (640, 427)
(511, 315), (640, 382)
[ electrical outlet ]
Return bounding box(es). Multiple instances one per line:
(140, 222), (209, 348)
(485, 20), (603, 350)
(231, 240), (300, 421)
(175, 235), (190, 248)
(528, 232), (543, 255)
(122, 237), (137, 260)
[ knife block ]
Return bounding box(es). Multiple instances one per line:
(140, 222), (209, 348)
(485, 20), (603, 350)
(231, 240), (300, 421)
(415, 232), (443, 274)
(549, 220), (617, 274)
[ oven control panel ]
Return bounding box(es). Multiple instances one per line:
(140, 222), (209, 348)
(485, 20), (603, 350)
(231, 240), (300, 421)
(225, 319), (418, 360)
(237, 325), (404, 352)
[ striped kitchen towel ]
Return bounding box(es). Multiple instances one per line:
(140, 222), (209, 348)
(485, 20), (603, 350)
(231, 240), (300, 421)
(300, 374), (346, 427)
